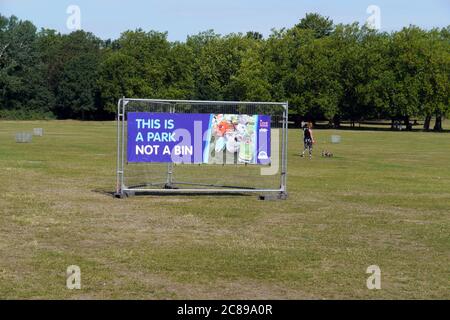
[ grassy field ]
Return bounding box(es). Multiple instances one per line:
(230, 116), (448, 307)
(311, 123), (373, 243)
(0, 120), (449, 299)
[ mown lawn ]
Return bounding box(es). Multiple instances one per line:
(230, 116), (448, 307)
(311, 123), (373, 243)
(0, 120), (449, 299)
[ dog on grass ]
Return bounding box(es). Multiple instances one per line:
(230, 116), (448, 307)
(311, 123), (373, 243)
(321, 150), (333, 157)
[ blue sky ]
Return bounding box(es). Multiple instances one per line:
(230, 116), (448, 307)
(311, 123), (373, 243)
(1, 0), (449, 41)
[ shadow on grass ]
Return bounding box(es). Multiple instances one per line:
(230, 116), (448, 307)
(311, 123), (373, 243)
(92, 189), (115, 197)
(91, 188), (255, 198)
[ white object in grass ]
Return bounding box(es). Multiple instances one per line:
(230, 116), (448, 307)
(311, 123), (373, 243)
(33, 128), (43, 136)
(331, 135), (341, 144)
(15, 132), (32, 143)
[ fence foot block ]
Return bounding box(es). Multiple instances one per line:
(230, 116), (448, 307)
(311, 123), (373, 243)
(114, 192), (124, 199)
(258, 192), (288, 201)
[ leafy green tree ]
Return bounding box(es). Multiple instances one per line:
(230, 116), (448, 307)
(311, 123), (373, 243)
(56, 53), (100, 119)
(421, 28), (450, 131)
(98, 30), (195, 112)
(264, 22), (342, 123)
(52, 31), (102, 119)
(98, 52), (143, 113)
(387, 26), (428, 129)
(346, 27), (395, 125)
(189, 33), (253, 100)
(186, 30), (221, 53)
(295, 13), (334, 38)
(229, 42), (272, 101)
(161, 42), (195, 99)
(262, 28), (291, 102)
(36, 29), (63, 97)
(293, 35), (343, 123)
(117, 30), (171, 96)
(246, 31), (263, 40)
(0, 13), (448, 127)
(0, 15), (53, 118)
(330, 24), (367, 126)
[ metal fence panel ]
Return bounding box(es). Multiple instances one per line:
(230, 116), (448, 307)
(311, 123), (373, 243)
(115, 98), (288, 199)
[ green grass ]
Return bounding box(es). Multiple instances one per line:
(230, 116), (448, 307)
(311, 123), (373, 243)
(0, 120), (449, 299)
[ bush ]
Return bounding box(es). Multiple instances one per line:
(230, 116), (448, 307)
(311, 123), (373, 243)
(0, 109), (56, 120)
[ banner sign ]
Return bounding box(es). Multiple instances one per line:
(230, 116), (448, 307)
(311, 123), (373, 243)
(127, 112), (271, 165)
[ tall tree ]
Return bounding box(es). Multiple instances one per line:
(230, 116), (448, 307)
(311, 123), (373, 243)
(189, 33), (252, 100)
(57, 53), (100, 119)
(230, 41), (272, 102)
(0, 15), (53, 118)
(98, 29), (194, 112)
(421, 27), (450, 131)
(0, 13), (448, 128)
(52, 31), (102, 119)
(347, 27), (395, 125)
(389, 26), (428, 129)
(98, 52), (144, 113)
(295, 13), (334, 38)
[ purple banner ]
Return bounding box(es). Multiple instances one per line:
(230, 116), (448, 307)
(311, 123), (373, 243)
(127, 112), (271, 164)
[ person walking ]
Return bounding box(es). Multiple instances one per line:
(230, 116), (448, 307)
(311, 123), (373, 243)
(301, 122), (315, 159)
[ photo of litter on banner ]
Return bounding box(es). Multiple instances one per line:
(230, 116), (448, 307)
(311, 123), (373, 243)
(205, 114), (271, 164)
(127, 112), (271, 164)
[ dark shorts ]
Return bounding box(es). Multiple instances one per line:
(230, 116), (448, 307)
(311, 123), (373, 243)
(304, 139), (313, 149)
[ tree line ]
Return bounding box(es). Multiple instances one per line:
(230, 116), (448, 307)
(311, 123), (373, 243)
(0, 13), (449, 130)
